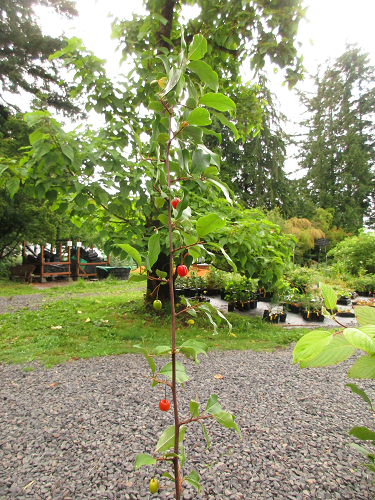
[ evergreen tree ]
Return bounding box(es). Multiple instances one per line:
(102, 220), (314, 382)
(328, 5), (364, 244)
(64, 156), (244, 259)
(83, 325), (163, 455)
(0, 0), (79, 114)
(298, 45), (375, 232)
(209, 77), (294, 216)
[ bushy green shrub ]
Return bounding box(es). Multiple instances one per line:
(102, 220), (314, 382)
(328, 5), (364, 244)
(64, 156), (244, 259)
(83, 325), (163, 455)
(328, 231), (375, 275)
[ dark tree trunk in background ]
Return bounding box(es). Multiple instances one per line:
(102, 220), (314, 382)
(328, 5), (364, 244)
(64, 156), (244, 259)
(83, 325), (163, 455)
(146, 251), (175, 302)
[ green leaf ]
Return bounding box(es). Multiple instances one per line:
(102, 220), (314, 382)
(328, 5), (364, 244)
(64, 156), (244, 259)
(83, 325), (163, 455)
(154, 345), (171, 355)
(178, 339), (208, 364)
(300, 333), (356, 368)
(343, 328), (375, 355)
(134, 453), (156, 471)
(75, 193), (88, 208)
(214, 411), (241, 437)
(346, 383), (373, 410)
(350, 442), (375, 458)
(155, 425), (187, 452)
(61, 143), (74, 163)
(153, 13), (168, 25)
(116, 244), (142, 268)
(154, 197), (165, 209)
(320, 283), (337, 310)
(196, 213), (225, 239)
(190, 150), (210, 177)
(188, 60), (219, 92)
(162, 472), (175, 482)
(148, 233), (160, 269)
(149, 101), (165, 113)
(200, 422), (210, 449)
(6, 177), (20, 197)
(355, 306), (375, 326)
(348, 355), (375, 379)
(128, 274), (148, 282)
(293, 330), (333, 364)
(162, 68), (182, 96)
(159, 361), (189, 384)
(206, 242), (237, 273)
(158, 214), (169, 226)
(205, 176), (233, 204)
(349, 426), (375, 441)
(185, 470), (201, 493)
(189, 400), (199, 418)
(156, 269), (167, 278)
(202, 127), (222, 143)
(187, 309), (197, 317)
(179, 443), (186, 467)
(181, 125), (203, 144)
(157, 133), (169, 143)
(187, 108), (212, 126)
(212, 111), (239, 140)
(188, 34), (207, 61)
(199, 93), (236, 112)
(134, 344), (156, 375)
(206, 394), (222, 415)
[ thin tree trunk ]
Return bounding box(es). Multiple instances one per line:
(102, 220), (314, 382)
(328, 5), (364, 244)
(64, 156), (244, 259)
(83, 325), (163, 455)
(165, 104), (181, 499)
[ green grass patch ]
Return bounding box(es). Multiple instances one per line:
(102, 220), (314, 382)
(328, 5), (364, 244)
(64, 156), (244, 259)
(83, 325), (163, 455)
(0, 277), (141, 297)
(0, 282), (313, 367)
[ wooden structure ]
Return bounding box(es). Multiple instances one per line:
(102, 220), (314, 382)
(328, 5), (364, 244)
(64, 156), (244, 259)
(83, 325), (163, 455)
(73, 239), (110, 279)
(23, 240), (110, 283)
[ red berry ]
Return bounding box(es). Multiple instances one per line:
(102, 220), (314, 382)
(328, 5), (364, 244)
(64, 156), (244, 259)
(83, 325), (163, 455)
(159, 399), (171, 411)
(172, 198), (180, 209)
(177, 265), (188, 277)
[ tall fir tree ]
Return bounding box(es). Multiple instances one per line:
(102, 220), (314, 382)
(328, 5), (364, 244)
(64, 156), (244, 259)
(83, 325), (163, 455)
(298, 45), (375, 232)
(208, 76), (294, 216)
(0, 0), (79, 114)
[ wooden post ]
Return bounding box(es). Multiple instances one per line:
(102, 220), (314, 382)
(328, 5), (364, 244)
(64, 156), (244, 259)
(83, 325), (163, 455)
(67, 240), (72, 281)
(22, 241), (27, 264)
(107, 253), (110, 265)
(76, 239), (80, 279)
(40, 246), (46, 283)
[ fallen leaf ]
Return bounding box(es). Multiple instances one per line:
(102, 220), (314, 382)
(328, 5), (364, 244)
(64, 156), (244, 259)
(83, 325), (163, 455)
(230, 332), (237, 337)
(214, 374), (224, 379)
(49, 383), (58, 387)
(77, 310), (82, 314)
(85, 318), (90, 323)
(51, 325), (62, 330)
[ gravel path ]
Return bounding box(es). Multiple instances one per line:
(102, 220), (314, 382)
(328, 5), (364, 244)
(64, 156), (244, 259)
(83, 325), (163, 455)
(1, 349), (375, 499)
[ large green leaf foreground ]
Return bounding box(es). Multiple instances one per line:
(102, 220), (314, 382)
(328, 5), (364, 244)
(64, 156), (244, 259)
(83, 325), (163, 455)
(293, 305), (375, 378)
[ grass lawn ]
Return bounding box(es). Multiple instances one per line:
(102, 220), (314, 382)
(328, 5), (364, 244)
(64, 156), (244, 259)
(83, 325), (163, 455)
(0, 279), (312, 368)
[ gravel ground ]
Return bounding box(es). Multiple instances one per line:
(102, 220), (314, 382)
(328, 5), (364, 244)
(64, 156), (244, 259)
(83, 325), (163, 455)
(1, 349), (375, 500)
(0, 294), (50, 315)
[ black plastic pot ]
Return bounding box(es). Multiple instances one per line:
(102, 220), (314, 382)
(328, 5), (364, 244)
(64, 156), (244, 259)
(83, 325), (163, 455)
(302, 311), (313, 322)
(243, 301), (250, 311)
(249, 300), (257, 309)
(337, 297), (351, 306)
(336, 311), (355, 318)
(279, 313), (287, 323)
(198, 296), (210, 303)
(236, 302), (244, 312)
(228, 303), (235, 312)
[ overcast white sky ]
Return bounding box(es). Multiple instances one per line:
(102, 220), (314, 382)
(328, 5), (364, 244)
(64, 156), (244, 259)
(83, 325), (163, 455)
(29, 0), (375, 174)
